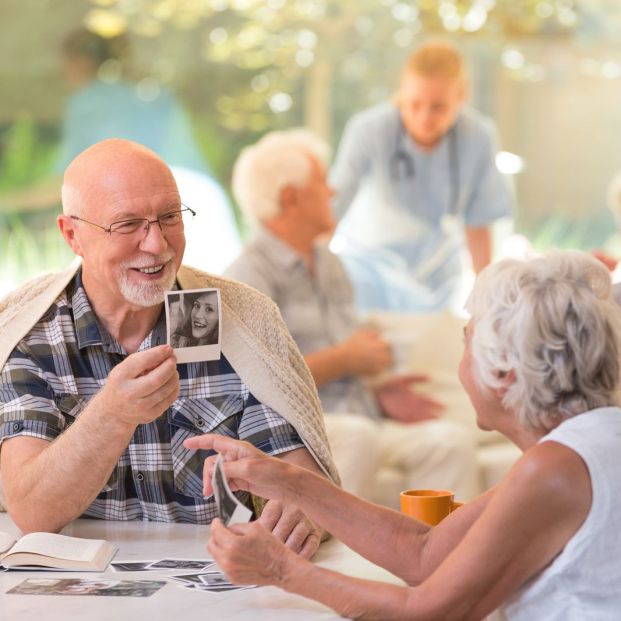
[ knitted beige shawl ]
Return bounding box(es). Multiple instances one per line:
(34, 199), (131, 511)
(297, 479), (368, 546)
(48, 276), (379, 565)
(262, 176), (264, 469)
(0, 261), (339, 485)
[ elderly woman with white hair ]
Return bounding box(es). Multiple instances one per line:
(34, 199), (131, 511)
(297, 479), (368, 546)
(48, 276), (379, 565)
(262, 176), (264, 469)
(186, 250), (621, 620)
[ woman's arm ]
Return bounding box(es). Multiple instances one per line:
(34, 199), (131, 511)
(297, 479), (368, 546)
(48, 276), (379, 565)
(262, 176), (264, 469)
(209, 519), (417, 620)
(465, 226), (492, 274)
(282, 462), (496, 585)
(184, 434), (488, 584)
(208, 440), (592, 620)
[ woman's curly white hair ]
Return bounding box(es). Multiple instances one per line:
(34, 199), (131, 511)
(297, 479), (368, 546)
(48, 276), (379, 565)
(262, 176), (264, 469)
(466, 250), (621, 431)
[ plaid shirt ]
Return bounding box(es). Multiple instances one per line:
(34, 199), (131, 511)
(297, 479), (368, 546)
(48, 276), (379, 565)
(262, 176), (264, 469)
(0, 271), (304, 523)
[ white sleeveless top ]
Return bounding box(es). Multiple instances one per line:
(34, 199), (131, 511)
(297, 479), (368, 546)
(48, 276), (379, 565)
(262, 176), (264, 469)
(501, 407), (621, 621)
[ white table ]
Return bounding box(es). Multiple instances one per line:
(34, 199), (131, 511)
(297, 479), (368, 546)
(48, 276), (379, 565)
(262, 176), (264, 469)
(0, 514), (403, 620)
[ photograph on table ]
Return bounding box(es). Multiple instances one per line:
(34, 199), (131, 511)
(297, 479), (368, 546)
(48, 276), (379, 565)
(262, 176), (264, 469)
(165, 288), (222, 363)
(8, 578), (166, 597)
(148, 558), (214, 570)
(111, 561), (155, 572)
(169, 571), (253, 592)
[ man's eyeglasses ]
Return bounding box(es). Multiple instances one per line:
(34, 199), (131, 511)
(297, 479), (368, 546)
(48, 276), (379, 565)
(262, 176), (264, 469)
(69, 206), (196, 238)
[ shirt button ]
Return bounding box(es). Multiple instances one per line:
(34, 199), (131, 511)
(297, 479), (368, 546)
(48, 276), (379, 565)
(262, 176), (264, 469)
(136, 472), (145, 482)
(196, 419), (204, 427)
(12, 422), (23, 432)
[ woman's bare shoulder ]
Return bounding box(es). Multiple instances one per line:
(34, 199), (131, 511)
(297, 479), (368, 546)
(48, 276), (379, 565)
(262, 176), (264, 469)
(500, 439), (591, 517)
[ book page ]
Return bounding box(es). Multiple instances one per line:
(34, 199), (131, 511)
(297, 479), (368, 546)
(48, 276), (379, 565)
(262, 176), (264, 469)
(8, 533), (103, 562)
(0, 531), (16, 554)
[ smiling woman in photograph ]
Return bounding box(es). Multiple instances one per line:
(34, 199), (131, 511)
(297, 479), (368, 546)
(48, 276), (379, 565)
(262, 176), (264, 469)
(171, 291), (219, 348)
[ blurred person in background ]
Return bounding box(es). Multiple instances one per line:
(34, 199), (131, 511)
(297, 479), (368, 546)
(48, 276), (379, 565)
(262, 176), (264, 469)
(330, 40), (513, 313)
(226, 129), (480, 503)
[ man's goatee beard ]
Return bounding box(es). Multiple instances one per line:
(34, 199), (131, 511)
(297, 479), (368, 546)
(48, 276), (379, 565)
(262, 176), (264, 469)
(117, 261), (176, 307)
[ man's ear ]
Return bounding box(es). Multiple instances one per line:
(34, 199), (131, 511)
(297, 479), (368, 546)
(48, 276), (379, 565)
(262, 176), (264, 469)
(455, 78), (468, 107)
(278, 185), (298, 214)
(494, 369), (516, 398)
(57, 214), (85, 257)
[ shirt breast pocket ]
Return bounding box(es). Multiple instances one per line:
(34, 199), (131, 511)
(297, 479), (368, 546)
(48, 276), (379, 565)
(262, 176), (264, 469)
(167, 394), (243, 499)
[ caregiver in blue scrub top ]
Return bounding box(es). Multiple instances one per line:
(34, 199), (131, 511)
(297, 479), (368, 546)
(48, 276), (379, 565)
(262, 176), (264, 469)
(330, 40), (513, 312)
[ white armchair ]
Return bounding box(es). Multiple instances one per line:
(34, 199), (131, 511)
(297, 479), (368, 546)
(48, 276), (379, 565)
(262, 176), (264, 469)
(345, 311), (521, 508)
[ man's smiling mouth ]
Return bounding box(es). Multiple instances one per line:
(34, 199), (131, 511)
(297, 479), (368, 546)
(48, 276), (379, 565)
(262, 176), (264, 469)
(136, 265), (164, 275)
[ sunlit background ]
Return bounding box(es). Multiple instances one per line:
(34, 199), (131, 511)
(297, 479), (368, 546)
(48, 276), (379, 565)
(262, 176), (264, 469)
(2, 0), (621, 296)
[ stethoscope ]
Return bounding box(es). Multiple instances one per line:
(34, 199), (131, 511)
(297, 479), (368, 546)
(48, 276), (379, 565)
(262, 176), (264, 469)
(389, 118), (461, 217)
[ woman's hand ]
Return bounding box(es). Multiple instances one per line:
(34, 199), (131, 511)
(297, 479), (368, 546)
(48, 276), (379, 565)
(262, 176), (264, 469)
(208, 518), (299, 587)
(183, 434), (295, 503)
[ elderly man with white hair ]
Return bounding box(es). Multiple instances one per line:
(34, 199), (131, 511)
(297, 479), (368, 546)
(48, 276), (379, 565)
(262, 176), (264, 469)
(225, 129), (480, 502)
(191, 250), (621, 620)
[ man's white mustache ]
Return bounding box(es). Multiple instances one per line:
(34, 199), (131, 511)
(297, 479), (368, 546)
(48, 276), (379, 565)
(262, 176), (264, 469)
(121, 251), (175, 270)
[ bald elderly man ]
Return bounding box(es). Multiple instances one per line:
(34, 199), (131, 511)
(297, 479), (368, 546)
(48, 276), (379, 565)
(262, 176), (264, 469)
(0, 139), (338, 558)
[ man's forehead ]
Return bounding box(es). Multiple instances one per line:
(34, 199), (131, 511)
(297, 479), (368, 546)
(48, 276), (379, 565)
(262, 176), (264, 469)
(66, 140), (174, 193)
(98, 191), (181, 217)
(401, 72), (462, 97)
(64, 140), (182, 219)
(85, 185), (181, 220)
(77, 159), (178, 204)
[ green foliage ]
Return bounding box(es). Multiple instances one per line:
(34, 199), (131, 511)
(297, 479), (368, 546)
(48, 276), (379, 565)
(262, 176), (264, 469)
(0, 209), (74, 297)
(0, 116), (64, 294)
(518, 210), (619, 253)
(0, 115), (57, 191)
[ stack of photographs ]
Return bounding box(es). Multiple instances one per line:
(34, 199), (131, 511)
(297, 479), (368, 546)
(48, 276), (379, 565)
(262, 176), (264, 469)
(111, 558), (215, 572)
(168, 570), (255, 593)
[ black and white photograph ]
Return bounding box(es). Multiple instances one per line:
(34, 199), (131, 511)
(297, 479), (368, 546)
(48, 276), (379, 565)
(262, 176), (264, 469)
(198, 572), (255, 592)
(165, 288), (222, 364)
(111, 561), (155, 572)
(212, 454), (253, 527)
(168, 571), (254, 593)
(169, 573), (209, 586)
(198, 572), (236, 588)
(147, 559), (214, 570)
(8, 578), (166, 597)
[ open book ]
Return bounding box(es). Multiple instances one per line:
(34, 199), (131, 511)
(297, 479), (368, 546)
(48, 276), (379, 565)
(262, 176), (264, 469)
(0, 531), (117, 571)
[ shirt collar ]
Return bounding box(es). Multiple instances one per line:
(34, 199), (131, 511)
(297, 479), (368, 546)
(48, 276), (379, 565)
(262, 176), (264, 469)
(255, 227), (305, 271)
(70, 269), (107, 351)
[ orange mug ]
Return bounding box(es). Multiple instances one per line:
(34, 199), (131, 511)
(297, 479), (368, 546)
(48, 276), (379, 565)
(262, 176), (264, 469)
(399, 489), (463, 526)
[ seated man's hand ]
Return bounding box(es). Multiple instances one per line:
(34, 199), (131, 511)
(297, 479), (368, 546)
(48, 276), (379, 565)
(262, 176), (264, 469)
(591, 249), (618, 272)
(374, 374), (445, 424)
(258, 499), (321, 559)
(340, 328), (393, 376)
(208, 518), (297, 587)
(95, 344), (179, 429)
